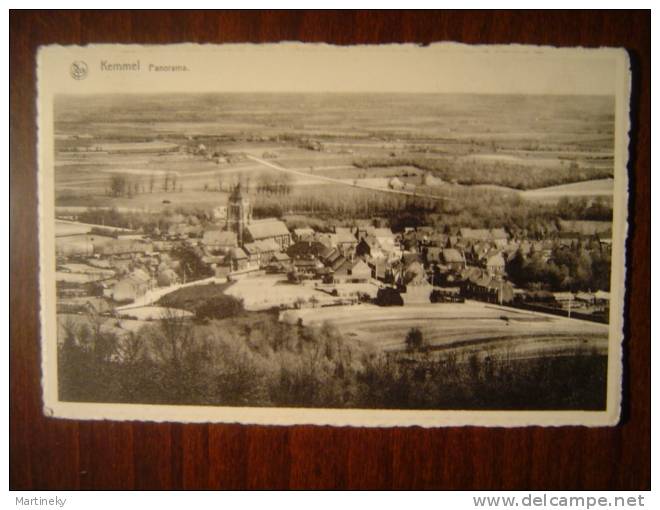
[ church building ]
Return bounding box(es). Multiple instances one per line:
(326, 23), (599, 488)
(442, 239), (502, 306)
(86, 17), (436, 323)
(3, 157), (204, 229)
(226, 182), (252, 245)
(225, 182), (291, 251)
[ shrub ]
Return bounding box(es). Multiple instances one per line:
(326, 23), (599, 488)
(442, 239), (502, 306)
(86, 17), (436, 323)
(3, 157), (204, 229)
(405, 327), (426, 352)
(194, 295), (244, 321)
(376, 287), (404, 306)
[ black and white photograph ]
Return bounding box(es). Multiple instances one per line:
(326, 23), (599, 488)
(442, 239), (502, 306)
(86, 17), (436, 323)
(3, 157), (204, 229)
(37, 43), (630, 426)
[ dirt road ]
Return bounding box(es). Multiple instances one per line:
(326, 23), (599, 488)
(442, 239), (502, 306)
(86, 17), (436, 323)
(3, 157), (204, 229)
(245, 154), (454, 202)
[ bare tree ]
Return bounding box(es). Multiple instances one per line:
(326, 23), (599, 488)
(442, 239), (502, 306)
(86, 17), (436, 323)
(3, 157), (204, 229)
(153, 308), (194, 370)
(85, 310), (117, 363)
(116, 331), (144, 365)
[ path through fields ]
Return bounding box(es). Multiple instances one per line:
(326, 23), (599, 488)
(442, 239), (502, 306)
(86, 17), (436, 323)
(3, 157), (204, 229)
(245, 154), (454, 202)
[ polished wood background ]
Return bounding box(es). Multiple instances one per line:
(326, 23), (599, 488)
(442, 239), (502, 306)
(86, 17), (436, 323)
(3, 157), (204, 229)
(10, 10), (650, 490)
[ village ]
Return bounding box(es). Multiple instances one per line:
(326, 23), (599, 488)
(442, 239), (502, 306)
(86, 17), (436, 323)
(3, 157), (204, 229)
(55, 177), (612, 333)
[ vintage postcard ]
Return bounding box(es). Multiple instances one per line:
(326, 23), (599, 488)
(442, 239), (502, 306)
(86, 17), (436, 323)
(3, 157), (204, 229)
(37, 43), (631, 426)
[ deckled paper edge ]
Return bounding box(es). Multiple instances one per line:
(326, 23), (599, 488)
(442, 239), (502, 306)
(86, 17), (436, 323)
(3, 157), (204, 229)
(35, 42), (632, 427)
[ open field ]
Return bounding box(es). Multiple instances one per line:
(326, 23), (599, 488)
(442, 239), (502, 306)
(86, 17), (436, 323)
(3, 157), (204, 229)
(224, 275), (338, 311)
(54, 93), (615, 213)
(282, 301), (608, 357)
(520, 177), (614, 200)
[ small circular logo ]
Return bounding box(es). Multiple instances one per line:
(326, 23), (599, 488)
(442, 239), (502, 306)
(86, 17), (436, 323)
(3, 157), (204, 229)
(70, 61), (88, 80)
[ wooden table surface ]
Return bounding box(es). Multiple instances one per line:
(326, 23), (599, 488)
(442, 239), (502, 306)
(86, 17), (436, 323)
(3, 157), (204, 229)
(9, 10), (650, 490)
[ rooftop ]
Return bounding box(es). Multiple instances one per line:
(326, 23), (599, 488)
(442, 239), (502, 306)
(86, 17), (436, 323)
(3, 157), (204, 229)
(246, 219), (290, 240)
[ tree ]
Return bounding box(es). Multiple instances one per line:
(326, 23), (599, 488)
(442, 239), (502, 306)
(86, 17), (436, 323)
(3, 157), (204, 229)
(405, 327), (426, 352)
(110, 174), (127, 197)
(146, 308), (204, 403)
(173, 246), (213, 281)
(86, 310), (117, 364)
(376, 287), (403, 306)
(505, 250), (527, 285)
(194, 296), (244, 321)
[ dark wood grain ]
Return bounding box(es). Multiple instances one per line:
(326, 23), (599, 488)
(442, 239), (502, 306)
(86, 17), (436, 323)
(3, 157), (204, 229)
(9, 10), (650, 490)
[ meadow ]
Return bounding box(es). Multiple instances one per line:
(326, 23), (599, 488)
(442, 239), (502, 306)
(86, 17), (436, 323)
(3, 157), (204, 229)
(54, 93), (615, 215)
(282, 301), (608, 357)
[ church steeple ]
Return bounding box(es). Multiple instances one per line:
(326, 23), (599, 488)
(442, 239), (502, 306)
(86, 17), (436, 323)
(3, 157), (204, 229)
(226, 180), (252, 245)
(230, 181), (244, 201)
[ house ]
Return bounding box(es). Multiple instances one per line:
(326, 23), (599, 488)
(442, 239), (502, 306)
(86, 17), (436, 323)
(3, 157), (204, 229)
(242, 243), (260, 266)
(201, 229), (238, 252)
(334, 227), (358, 256)
(292, 227), (315, 242)
(485, 252), (506, 277)
(459, 227), (508, 247)
(321, 247), (346, 272)
(430, 286), (462, 303)
(467, 242), (490, 264)
(167, 223), (202, 238)
(226, 247), (249, 272)
(401, 230), (419, 249)
(111, 269), (151, 303)
(244, 218), (291, 250)
(201, 255), (225, 268)
(441, 248), (466, 271)
(388, 177), (404, 190)
(400, 261), (432, 304)
(422, 173), (443, 186)
(244, 239), (280, 268)
(575, 292), (595, 305)
(355, 237), (375, 258)
(268, 251), (291, 271)
(373, 227), (398, 254)
(401, 252), (423, 266)
(464, 275), (513, 304)
(56, 234), (115, 257)
(594, 290), (610, 305)
(460, 228), (491, 242)
(367, 258), (391, 281)
(553, 292), (575, 305)
(287, 240), (330, 261)
(428, 233), (448, 248)
(315, 233), (335, 249)
(401, 261), (428, 286)
(212, 205), (228, 221)
(490, 228), (509, 248)
(333, 259), (371, 284)
(293, 258), (324, 278)
(355, 226), (373, 243)
(426, 246), (443, 265)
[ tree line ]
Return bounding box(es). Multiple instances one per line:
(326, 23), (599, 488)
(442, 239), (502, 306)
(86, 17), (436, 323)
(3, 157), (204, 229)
(353, 156), (613, 191)
(58, 310), (606, 410)
(108, 172), (183, 198)
(506, 240), (612, 292)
